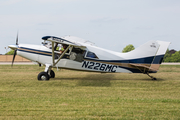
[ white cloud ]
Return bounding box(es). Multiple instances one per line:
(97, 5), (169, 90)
(0, 0), (22, 6)
(91, 17), (127, 23)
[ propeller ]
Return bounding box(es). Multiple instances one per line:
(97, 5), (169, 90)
(11, 33), (19, 67)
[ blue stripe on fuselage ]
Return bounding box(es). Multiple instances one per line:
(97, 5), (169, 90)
(84, 55), (164, 64)
(18, 47), (52, 56)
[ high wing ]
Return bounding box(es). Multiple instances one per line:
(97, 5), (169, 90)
(42, 36), (87, 49)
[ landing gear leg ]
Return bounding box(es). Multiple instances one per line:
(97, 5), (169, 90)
(146, 73), (157, 80)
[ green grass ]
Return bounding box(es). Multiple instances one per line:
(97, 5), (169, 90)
(0, 65), (180, 119)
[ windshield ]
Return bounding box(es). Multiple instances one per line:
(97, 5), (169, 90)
(42, 41), (61, 50)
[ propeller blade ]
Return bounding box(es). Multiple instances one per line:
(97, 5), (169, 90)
(16, 33), (18, 45)
(11, 32), (19, 67)
(11, 49), (17, 67)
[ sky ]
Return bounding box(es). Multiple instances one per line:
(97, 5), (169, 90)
(0, 0), (180, 54)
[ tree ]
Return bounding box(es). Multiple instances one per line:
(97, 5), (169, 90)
(163, 49), (180, 62)
(171, 51), (180, 62)
(5, 50), (14, 55)
(163, 49), (171, 62)
(122, 44), (135, 53)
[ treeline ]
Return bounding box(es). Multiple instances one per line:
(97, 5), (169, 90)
(163, 49), (180, 62)
(5, 50), (14, 55)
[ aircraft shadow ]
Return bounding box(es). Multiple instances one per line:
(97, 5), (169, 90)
(52, 73), (165, 87)
(53, 74), (115, 87)
(76, 74), (114, 87)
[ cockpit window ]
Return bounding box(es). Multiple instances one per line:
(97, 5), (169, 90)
(86, 51), (98, 59)
(43, 41), (60, 51)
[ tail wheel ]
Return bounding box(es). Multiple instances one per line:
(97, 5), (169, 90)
(50, 70), (55, 78)
(38, 72), (50, 81)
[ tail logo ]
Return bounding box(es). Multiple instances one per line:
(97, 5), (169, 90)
(150, 43), (156, 48)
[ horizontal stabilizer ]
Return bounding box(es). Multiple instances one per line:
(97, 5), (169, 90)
(130, 63), (157, 72)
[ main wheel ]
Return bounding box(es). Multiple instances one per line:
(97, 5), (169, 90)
(50, 70), (55, 78)
(38, 72), (50, 81)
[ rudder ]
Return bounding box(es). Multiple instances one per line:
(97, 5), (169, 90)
(150, 41), (171, 71)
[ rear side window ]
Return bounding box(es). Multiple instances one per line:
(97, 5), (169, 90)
(86, 51), (98, 59)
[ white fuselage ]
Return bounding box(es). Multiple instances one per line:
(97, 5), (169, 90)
(16, 39), (170, 74)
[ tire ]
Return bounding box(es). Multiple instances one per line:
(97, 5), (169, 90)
(50, 70), (55, 78)
(38, 72), (50, 81)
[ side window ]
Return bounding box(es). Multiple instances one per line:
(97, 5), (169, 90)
(86, 51), (98, 59)
(64, 46), (72, 55)
(69, 47), (86, 62)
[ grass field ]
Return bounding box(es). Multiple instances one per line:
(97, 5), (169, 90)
(0, 65), (180, 119)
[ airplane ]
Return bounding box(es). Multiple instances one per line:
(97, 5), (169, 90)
(8, 34), (170, 81)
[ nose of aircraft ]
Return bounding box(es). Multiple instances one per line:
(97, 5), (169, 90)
(8, 44), (19, 50)
(8, 44), (19, 67)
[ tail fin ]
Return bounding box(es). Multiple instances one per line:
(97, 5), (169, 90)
(122, 40), (160, 60)
(122, 40), (170, 73)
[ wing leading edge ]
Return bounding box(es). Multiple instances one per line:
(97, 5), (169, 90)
(42, 36), (86, 48)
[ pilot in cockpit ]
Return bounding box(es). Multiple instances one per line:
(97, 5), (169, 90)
(44, 42), (68, 59)
(54, 43), (69, 59)
(59, 44), (68, 54)
(54, 43), (68, 54)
